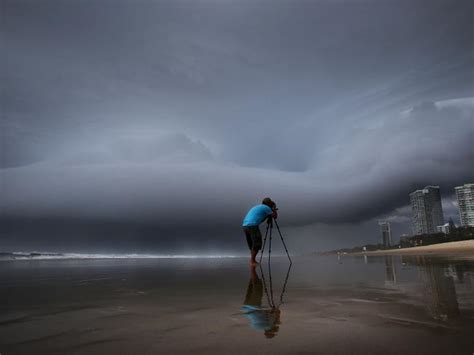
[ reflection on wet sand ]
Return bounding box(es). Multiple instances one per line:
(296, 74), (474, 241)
(2, 256), (474, 354)
(384, 256), (397, 286)
(421, 260), (459, 321)
(401, 256), (474, 321)
(241, 264), (291, 338)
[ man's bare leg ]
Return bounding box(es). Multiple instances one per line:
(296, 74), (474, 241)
(250, 250), (259, 266)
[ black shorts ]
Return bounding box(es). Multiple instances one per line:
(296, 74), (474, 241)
(243, 226), (262, 251)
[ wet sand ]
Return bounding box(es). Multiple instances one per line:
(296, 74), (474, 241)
(356, 240), (474, 256)
(1, 256), (474, 354)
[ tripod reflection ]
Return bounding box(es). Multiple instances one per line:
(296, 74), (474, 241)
(241, 262), (292, 338)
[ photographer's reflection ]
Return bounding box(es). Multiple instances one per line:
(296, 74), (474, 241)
(241, 264), (290, 338)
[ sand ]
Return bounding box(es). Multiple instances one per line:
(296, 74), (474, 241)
(356, 240), (474, 256)
(1, 256), (474, 354)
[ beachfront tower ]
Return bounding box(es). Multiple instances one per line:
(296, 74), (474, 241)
(455, 183), (474, 226)
(409, 186), (444, 235)
(378, 221), (392, 247)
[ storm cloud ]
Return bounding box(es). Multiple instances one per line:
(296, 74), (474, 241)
(1, 0), (473, 252)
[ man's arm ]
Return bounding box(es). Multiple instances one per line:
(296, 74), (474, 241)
(265, 209), (277, 224)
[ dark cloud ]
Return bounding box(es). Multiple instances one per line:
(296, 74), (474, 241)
(2, 100), (472, 230)
(1, 0), (473, 252)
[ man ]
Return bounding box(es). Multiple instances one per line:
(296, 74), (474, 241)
(242, 197), (278, 265)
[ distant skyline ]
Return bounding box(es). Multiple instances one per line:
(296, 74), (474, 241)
(1, 0), (473, 253)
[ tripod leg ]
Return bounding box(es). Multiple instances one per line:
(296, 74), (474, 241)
(259, 223), (270, 263)
(274, 220), (292, 264)
(278, 263), (292, 306)
(268, 254), (275, 308)
(268, 223), (273, 267)
(258, 264), (272, 307)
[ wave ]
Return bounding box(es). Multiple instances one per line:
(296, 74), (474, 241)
(0, 252), (241, 261)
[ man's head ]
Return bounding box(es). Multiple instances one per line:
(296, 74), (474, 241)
(264, 325), (280, 338)
(262, 197), (276, 209)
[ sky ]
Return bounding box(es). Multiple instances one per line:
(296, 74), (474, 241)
(1, 0), (473, 254)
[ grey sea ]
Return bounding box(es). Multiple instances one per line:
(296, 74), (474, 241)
(1, 255), (474, 354)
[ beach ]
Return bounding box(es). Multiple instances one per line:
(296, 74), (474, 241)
(356, 240), (474, 256)
(1, 255), (474, 354)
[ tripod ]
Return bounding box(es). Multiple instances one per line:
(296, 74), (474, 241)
(259, 217), (292, 264)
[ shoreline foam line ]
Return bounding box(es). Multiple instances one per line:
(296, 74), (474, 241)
(0, 252), (244, 260)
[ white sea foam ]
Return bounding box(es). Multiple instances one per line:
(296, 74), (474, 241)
(0, 252), (242, 260)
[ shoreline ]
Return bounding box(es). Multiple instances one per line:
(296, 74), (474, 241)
(353, 240), (474, 256)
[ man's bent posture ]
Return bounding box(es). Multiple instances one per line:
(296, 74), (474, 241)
(242, 197), (278, 265)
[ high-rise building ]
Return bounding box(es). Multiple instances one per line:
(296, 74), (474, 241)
(379, 221), (392, 247)
(409, 186), (444, 235)
(455, 183), (474, 227)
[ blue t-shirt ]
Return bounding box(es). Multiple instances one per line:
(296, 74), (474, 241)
(242, 205), (273, 227)
(241, 306), (276, 331)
